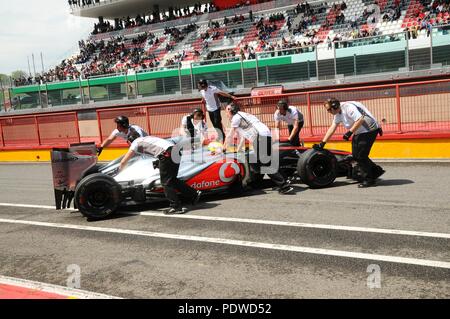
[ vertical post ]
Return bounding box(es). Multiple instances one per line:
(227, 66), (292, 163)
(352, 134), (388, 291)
(79, 76), (85, 104)
(333, 42), (337, 78)
(97, 111), (104, 145)
(405, 33), (410, 70)
(255, 54), (259, 85)
(353, 54), (357, 76)
(315, 45), (319, 79)
(395, 84), (402, 133)
(190, 62), (194, 91)
(124, 71), (129, 98)
(87, 78), (92, 102)
(135, 72), (139, 96)
(34, 116), (41, 146)
(240, 58), (245, 87)
(178, 63), (182, 94)
(0, 119), (4, 147)
(266, 66), (269, 85)
(145, 107), (152, 135)
(227, 71), (230, 87)
(74, 112), (81, 143)
(307, 92), (314, 137)
(430, 25), (433, 66)
(40, 52), (45, 74)
(27, 56), (32, 77)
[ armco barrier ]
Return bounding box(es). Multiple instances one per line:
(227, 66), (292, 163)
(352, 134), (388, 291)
(1, 78), (450, 150)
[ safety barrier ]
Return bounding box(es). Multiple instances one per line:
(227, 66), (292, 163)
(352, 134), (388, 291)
(1, 78), (450, 150)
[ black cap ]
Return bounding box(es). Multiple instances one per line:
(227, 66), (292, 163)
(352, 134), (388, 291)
(115, 115), (130, 128)
(198, 79), (208, 87)
(326, 98), (340, 110)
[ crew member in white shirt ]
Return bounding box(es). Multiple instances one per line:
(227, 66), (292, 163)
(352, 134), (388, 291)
(181, 108), (209, 149)
(119, 135), (202, 214)
(97, 115), (148, 155)
(223, 103), (294, 194)
(314, 98), (385, 188)
(198, 79), (236, 141)
(274, 99), (304, 146)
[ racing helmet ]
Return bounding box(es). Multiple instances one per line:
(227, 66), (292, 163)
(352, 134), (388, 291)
(207, 141), (224, 154)
(115, 115), (130, 128)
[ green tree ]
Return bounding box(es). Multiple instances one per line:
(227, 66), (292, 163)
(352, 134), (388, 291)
(0, 74), (10, 86)
(10, 70), (28, 80)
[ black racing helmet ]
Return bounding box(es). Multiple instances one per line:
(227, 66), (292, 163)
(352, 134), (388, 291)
(115, 115), (130, 128)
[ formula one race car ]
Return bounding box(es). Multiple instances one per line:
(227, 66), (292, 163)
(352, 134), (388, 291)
(51, 138), (355, 220)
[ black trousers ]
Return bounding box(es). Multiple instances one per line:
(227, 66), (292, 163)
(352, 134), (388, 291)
(251, 135), (287, 188)
(159, 148), (197, 208)
(287, 121), (304, 146)
(352, 130), (382, 181)
(208, 109), (225, 141)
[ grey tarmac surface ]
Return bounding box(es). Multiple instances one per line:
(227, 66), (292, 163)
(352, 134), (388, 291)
(0, 162), (449, 298)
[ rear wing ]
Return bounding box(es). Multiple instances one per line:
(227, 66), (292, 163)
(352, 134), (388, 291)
(51, 142), (98, 210)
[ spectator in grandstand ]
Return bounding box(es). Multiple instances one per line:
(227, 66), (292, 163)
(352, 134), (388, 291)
(273, 99), (304, 147)
(181, 108), (209, 149)
(197, 79), (235, 142)
(313, 98), (385, 188)
(119, 135), (202, 215)
(97, 115), (148, 156)
(223, 103), (294, 195)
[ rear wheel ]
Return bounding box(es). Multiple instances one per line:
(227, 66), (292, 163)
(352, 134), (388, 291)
(297, 149), (337, 188)
(74, 173), (122, 220)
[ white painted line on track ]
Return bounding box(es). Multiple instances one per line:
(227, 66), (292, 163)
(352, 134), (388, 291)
(0, 218), (449, 269)
(134, 212), (450, 240)
(0, 275), (121, 299)
(0, 203), (74, 211)
(0, 202), (449, 239)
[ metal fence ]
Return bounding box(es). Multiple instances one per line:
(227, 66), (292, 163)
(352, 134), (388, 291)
(2, 26), (450, 112)
(1, 78), (450, 149)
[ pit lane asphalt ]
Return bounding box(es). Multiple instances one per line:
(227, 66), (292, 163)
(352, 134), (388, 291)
(0, 162), (448, 298)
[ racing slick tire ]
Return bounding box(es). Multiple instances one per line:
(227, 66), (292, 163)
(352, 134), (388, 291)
(297, 149), (337, 189)
(74, 173), (122, 220)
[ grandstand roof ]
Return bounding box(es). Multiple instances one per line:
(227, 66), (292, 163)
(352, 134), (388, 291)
(71, 0), (204, 19)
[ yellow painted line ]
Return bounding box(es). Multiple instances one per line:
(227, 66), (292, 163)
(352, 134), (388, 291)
(1, 139), (450, 161)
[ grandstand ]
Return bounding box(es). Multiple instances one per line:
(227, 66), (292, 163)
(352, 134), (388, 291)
(1, 0), (450, 111)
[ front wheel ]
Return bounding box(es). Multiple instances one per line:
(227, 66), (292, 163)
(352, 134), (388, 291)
(297, 149), (337, 188)
(74, 173), (122, 220)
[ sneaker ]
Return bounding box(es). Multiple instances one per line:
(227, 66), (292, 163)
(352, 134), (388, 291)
(358, 179), (376, 188)
(163, 207), (188, 215)
(191, 190), (202, 206)
(373, 168), (386, 179)
(279, 186), (295, 194)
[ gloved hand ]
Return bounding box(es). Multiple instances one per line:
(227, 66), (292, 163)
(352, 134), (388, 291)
(378, 127), (383, 136)
(97, 147), (103, 156)
(312, 141), (326, 151)
(343, 131), (353, 141)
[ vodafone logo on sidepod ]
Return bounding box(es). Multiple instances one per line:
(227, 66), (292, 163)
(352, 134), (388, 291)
(219, 162), (241, 183)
